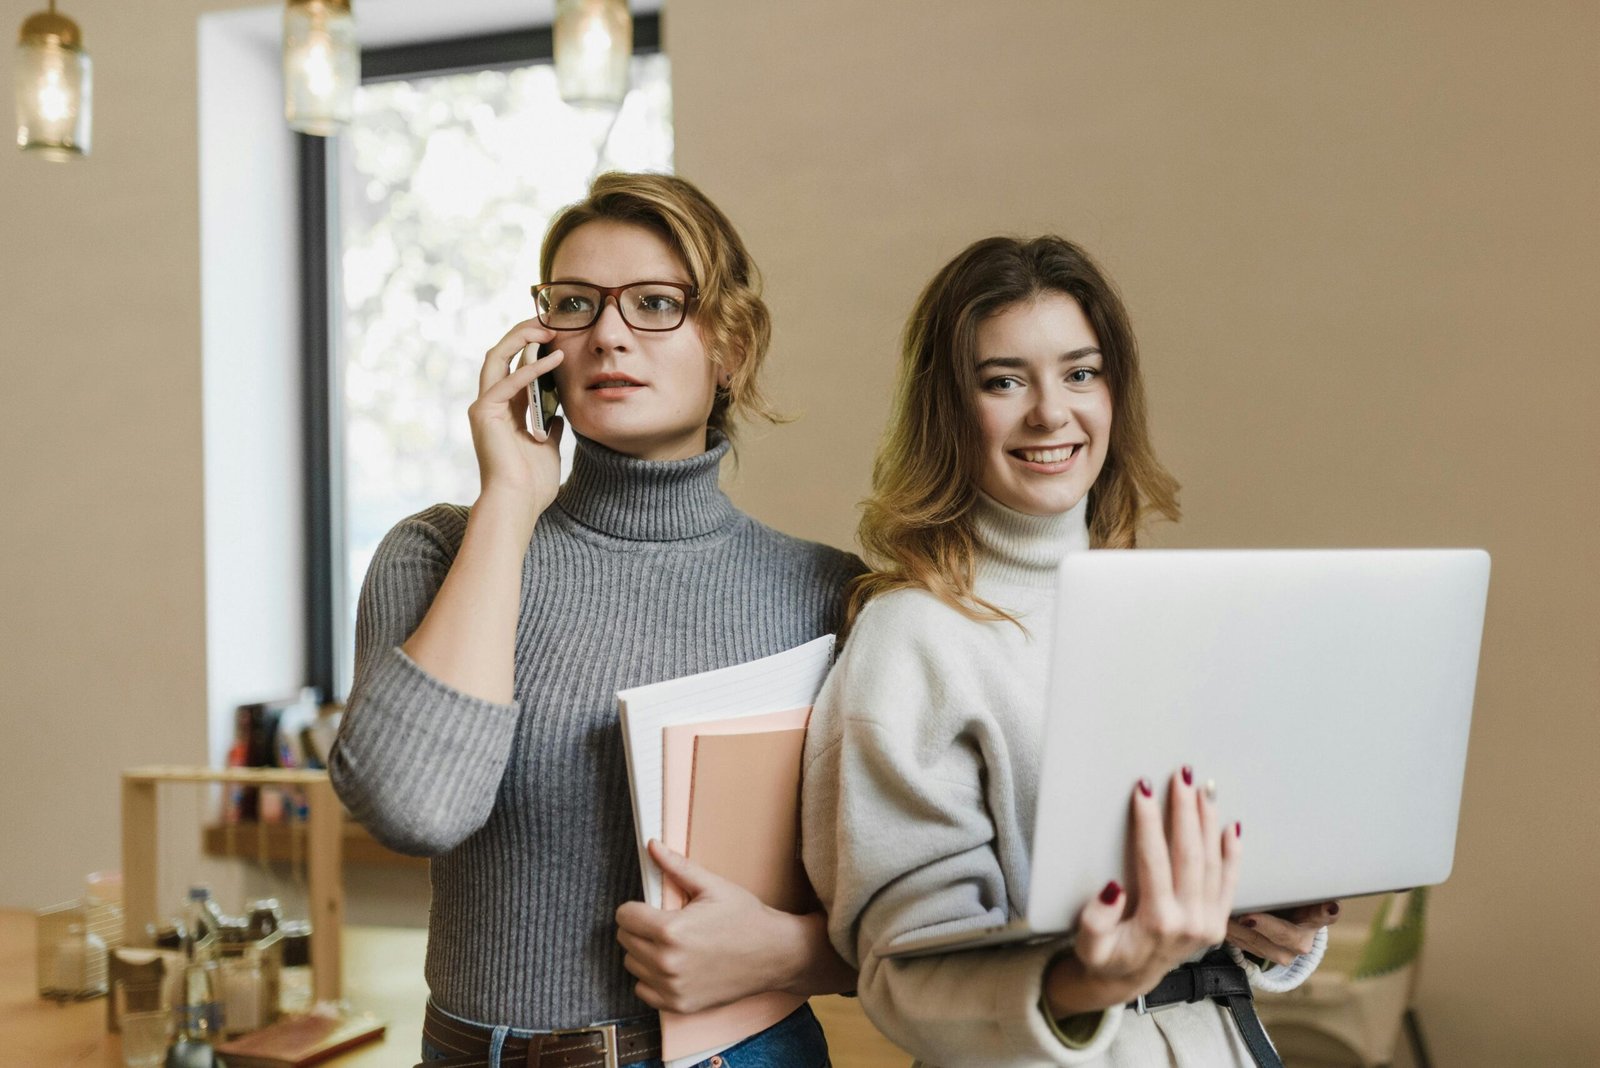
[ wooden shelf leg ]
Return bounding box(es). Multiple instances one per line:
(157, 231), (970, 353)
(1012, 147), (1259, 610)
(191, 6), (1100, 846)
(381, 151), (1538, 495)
(305, 778), (344, 1004)
(121, 777), (159, 948)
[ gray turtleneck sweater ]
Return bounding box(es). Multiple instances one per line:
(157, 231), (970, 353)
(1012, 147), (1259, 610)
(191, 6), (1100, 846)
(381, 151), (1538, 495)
(330, 431), (863, 1029)
(803, 494), (1309, 1067)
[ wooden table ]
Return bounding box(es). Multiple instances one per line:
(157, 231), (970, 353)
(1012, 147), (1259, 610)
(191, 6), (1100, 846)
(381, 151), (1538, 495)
(3, 909), (907, 1067)
(4, 908), (426, 1066)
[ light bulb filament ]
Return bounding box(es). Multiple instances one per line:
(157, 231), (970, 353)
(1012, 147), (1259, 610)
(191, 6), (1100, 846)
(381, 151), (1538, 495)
(36, 66), (72, 123)
(579, 16), (613, 65)
(301, 35), (336, 99)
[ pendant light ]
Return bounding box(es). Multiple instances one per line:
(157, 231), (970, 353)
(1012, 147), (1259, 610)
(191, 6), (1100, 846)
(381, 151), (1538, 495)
(284, 0), (359, 137)
(553, 0), (632, 111)
(14, 0), (91, 160)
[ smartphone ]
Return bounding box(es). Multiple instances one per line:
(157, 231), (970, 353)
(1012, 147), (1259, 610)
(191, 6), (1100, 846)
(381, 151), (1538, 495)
(517, 341), (562, 436)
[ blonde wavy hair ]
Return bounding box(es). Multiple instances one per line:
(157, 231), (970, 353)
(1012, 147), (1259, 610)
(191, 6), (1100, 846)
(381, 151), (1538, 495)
(848, 235), (1181, 630)
(539, 172), (780, 439)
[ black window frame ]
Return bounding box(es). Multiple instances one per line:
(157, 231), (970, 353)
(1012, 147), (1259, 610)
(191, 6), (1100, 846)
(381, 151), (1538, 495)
(299, 15), (663, 700)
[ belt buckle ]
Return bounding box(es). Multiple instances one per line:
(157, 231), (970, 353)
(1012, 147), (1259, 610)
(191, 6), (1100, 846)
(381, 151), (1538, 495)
(1134, 993), (1182, 1015)
(1135, 968), (1197, 1016)
(1134, 993), (1189, 1015)
(546, 1021), (619, 1068)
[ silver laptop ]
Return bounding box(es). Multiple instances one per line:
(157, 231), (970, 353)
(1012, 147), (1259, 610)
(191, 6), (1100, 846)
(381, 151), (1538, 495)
(885, 549), (1489, 959)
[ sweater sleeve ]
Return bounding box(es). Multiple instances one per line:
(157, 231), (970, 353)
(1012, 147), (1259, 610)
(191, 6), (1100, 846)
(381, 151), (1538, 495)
(802, 598), (1121, 1067)
(1227, 926), (1328, 992)
(328, 506), (522, 856)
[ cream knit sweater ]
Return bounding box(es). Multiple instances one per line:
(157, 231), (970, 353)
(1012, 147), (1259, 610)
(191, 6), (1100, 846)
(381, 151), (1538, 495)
(802, 493), (1315, 1068)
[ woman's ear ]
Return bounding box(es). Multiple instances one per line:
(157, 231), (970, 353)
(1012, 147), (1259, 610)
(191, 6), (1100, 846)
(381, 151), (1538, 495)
(715, 345), (745, 392)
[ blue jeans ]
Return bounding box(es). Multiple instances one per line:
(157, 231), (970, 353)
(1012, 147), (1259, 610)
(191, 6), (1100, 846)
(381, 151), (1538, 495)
(421, 1003), (830, 1068)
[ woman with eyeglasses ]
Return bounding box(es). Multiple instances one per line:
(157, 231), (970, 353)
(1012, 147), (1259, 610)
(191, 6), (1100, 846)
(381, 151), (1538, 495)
(331, 172), (858, 1067)
(801, 235), (1332, 1067)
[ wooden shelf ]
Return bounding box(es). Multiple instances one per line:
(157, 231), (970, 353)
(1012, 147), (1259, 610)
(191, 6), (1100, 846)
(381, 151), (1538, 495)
(202, 820), (427, 870)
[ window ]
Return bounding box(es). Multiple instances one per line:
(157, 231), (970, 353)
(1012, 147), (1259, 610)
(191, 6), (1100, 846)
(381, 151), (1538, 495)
(303, 19), (670, 699)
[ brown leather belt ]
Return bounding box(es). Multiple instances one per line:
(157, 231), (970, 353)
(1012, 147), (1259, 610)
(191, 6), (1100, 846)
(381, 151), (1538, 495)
(419, 1001), (661, 1068)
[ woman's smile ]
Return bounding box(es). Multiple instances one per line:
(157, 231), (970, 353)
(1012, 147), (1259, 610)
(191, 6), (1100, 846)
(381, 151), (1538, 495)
(1009, 442), (1085, 473)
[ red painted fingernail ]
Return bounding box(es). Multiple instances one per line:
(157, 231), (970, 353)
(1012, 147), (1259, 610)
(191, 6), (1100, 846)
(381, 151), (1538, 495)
(1241, 917), (1257, 928)
(1327, 902), (1339, 916)
(1138, 778), (1153, 798)
(1234, 821), (1242, 838)
(1182, 766), (1194, 786)
(1099, 881), (1122, 905)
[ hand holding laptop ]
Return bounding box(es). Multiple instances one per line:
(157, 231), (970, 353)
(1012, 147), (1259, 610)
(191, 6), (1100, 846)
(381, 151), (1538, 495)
(1044, 767), (1242, 1017)
(1228, 904), (1340, 968)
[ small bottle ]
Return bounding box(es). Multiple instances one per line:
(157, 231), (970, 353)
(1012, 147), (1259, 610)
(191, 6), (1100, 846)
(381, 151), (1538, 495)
(178, 932), (224, 1044)
(182, 887), (226, 944)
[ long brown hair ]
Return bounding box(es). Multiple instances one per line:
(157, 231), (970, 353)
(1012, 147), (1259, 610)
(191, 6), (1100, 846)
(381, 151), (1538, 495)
(848, 235), (1180, 629)
(540, 172), (780, 439)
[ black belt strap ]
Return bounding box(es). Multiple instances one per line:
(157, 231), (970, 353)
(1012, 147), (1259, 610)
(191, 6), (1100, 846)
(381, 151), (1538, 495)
(1132, 950), (1283, 1068)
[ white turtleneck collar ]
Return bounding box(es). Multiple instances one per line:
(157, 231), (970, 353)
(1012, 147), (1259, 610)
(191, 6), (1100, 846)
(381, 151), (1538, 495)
(970, 491), (1091, 589)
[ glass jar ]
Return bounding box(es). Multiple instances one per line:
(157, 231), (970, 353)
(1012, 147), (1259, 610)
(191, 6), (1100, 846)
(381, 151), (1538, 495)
(49, 922), (107, 997)
(218, 955), (264, 1036)
(246, 898), (282, 940)
(278, 921), (312, 1015)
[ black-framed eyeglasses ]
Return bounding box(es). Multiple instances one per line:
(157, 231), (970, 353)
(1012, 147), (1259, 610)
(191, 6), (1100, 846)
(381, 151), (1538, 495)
(531, 280), (698, 332)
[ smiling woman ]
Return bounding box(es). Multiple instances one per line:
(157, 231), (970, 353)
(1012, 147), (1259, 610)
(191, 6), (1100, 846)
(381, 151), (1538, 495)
(803, 235), (1330, 1068)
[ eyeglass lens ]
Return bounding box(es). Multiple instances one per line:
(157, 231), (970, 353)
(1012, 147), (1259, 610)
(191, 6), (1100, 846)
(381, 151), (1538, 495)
(537, 283), (689, 331)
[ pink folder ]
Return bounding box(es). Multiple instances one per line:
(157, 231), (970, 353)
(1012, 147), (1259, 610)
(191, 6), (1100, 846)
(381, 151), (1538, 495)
(657, 707), (814, 1061)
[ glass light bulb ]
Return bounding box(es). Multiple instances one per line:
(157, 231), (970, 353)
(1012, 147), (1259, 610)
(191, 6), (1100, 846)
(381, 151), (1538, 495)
(284, 1), (359, 137)
(554, 0), (631, 110)
(14, 37), (92, 160)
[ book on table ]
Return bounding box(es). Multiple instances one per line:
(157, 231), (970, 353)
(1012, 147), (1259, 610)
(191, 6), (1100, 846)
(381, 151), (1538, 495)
(212, 1011), (385, 1067)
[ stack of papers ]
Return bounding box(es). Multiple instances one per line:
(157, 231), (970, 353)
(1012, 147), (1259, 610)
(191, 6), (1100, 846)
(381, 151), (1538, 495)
(616, 636), (836, 1061)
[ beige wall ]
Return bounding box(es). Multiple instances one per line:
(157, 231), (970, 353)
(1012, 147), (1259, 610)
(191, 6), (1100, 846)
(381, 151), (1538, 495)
(2, 0), (213, 905)
(2, 1), (1596, 1065)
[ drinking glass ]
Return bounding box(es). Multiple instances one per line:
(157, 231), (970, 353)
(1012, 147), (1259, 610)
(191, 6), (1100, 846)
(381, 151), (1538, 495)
(114, 979), (172, 1068)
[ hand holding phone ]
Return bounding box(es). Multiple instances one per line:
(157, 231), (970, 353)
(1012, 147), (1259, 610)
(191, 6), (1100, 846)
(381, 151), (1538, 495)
(515, 341), (562, 436)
